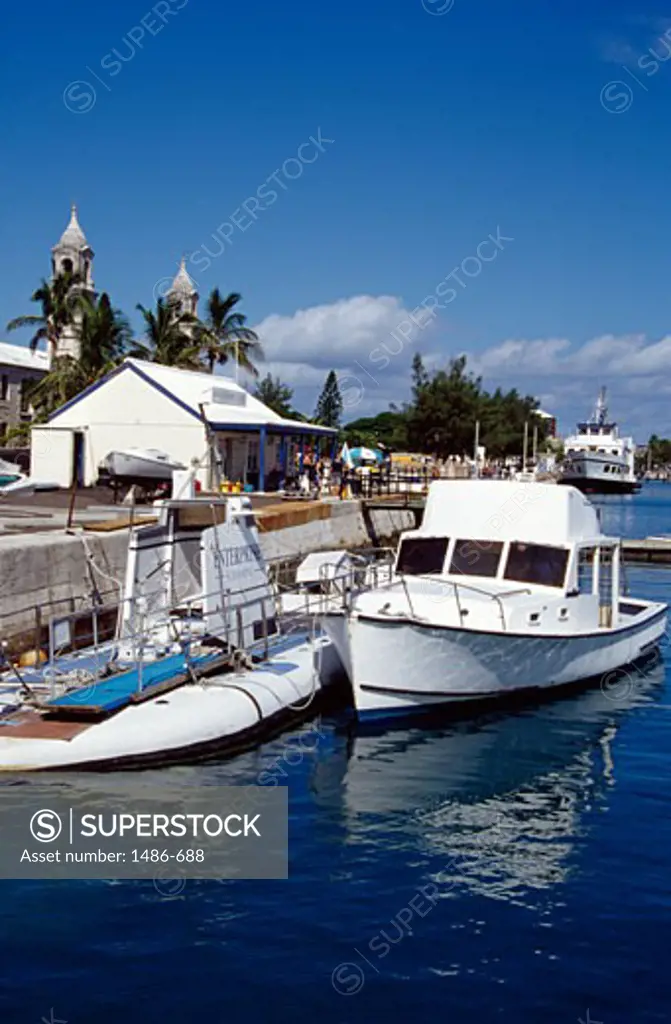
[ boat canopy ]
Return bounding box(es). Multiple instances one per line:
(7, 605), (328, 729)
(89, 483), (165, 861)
(421, 480), (610, 546)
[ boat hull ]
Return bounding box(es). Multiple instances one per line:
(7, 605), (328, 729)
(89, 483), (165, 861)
(104, 450), (184, 482)
(558, 475), (640, 495)
(324, 605), (667, 716)
(559, 452), (639, 494)
(0, 636), (345, 771)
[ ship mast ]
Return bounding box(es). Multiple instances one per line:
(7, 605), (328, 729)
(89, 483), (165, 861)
(593, 387), (607, 426)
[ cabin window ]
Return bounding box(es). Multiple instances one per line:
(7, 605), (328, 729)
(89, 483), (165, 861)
(0, 375), (8, 401)
(396, 537), (449, 576)
(577, 548), (596, 593)
(504, 543), (569, 588)
(449, 539), (503, 577)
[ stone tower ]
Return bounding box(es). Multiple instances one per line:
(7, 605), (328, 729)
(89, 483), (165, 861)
(50, 204), (95, 361)
(167, 257), (199, 321)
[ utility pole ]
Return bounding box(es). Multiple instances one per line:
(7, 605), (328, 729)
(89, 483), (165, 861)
(522, 420), (529, 469)
(473, 419), (480, 478)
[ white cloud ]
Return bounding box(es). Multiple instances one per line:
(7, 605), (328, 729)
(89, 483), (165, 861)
(251, 294), (671, 432)
(254, 295), (425, 366)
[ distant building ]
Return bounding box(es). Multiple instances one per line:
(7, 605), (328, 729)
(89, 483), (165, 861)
(536, 409), (557, 438)
(0, 342), (49, 445)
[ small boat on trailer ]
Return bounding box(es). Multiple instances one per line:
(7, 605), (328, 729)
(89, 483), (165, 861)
(321, 480), (667, 718)
(0, 497), (344, 770)
(102, 447), (186, 484)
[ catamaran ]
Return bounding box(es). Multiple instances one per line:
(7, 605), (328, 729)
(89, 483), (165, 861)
(0, 497), (344, 770)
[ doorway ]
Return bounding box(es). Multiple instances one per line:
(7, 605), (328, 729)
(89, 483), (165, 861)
(72, 431), (85, 487)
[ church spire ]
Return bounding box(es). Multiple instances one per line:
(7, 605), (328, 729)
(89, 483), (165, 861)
(168, 256), (198, 317)
(50, 204), (96, 362)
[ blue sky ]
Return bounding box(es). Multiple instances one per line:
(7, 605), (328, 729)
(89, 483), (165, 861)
(2, 0), (671, 439)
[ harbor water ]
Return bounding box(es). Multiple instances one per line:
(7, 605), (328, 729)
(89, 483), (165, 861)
(1, 484), (671, 1022)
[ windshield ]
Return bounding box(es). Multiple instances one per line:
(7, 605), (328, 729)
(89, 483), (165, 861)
(396, 537), (448, 576)
(503, 542), (568, 588)
(450, 539), (503, 578)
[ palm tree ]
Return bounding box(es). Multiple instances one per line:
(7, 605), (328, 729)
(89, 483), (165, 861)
(6, 272), (81, 359)
(198, 289), (263, 375)
(28, 293), (132, 418)
(133, 298), (201, 368)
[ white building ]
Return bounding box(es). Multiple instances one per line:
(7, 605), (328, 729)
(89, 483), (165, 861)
(30, 357), (336, 491)
(0, 342), (49, 444)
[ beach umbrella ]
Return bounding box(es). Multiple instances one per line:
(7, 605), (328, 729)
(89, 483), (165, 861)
(350, 447), (382, 463)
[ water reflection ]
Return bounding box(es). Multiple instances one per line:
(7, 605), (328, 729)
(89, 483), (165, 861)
(312, 660), (665, 905)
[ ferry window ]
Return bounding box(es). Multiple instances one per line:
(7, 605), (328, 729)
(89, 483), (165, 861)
(450, 539), (503, 577)
(611, 449), (618, 454)
(396, 537), (448, 576)
(504, 543), (569, 588)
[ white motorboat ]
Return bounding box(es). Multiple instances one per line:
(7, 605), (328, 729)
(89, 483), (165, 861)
(321, 480), (667, 717)
(103, 447), (186, 483)
(559, 388), (639, 494)
(0, 497), (344, 770)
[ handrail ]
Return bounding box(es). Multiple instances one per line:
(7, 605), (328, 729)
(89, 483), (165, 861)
(362, 571), (536, 632)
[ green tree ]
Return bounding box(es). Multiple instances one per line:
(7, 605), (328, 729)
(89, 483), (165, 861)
(28, 293), (132, 417)
(6, 271), (81, 359)
(646, 434), (671, 467)
(198, 289), (263, 375)
(133, 298), (200, 368)
(314, 370), (343, 429)
(406, 355), (481, 457)
(254, 373), (296, 417)
(343, 410), (408, 449)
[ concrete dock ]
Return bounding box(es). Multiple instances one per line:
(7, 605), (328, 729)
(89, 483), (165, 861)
(0, 497), (414, 649)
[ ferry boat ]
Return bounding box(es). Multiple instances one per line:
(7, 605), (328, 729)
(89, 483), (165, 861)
(321, 480), (667, 718)
(559, 388), (639, 494)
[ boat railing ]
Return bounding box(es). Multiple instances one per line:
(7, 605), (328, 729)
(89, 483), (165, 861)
(30, 565), (335, 702)
(331, 567), (534, 630)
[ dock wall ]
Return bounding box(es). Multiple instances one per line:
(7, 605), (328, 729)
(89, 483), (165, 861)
(0, 501), (414, 644)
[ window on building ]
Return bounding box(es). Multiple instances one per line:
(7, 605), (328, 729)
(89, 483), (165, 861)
(0, 422), (6, 442)
(396, 537), (449, 576)
(19, 378), (32, 414)
(449, 539), (503, 577)
(0, 375), (8, 401)
(504, 543), (569, 588)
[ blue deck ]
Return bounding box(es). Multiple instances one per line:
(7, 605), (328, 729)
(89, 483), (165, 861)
(44, 650), (219, 713)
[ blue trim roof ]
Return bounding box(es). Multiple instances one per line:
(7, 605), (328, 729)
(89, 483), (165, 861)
(46, 359), (337, 435)
(48, 361), (209, 425)
(47, 362), (128, 422)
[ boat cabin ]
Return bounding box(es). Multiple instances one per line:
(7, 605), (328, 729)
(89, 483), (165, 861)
(393, 481), (623, 628)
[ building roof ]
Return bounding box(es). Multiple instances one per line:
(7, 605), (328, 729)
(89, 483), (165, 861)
(49, 358), (336, 434)
(169, 258), (197, 297)
(0, 341), (49, 372)
(53, 204), (89, 251)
